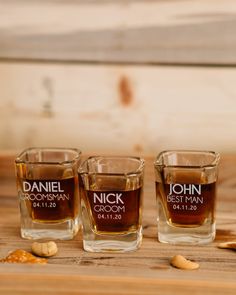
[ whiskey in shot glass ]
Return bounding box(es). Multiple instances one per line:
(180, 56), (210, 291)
(79, 156), (144, 252)
(15, 147), (81, 240)
(154, 150), (220, 245)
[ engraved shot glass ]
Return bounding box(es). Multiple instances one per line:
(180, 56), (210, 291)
(154, 150), (220, 245)
(15, 147), (81, 240)
(79, 156), (144, 252)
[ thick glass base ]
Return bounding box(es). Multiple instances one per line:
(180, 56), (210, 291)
(158, 220), (215, 245)
(83, 227), (142, 252)
(21, 218), (80, 240)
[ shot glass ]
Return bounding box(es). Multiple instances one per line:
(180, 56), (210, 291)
(79, 156), (144, 252)
(154, 150), (220, 245)
(15, 147), (81, 240)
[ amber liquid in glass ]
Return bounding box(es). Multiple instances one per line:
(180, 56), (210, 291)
(156, 182), (216, 227)
(81, 187), (142, 233)
(19, 177), (79, 223)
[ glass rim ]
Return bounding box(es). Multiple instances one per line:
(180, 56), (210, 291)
(79, 155), (145, 177)
(15, 147), (81, 165)
(154, 150), (220, 169)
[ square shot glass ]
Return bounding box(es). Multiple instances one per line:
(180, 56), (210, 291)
(79, 156), (144, 252)
(154, 150), (220, 245)
(15, 147), (81, 240)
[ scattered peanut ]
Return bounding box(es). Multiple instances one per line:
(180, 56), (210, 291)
(0, 249), (47, 264)
(218, 241), (236, 250)
(170, 255), (199, 270)
(31, 241), (58, 257)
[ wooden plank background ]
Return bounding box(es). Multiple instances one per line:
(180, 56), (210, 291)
(1, 62), (236, 154)
(0, 0), (236, 64)
(0, 0), (236, 154)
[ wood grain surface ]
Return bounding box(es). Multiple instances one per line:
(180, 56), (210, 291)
(0, 152), (235, 294)
(0, 0), (236, 65)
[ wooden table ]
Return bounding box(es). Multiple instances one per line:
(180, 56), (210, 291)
(0, 153), (235, 294)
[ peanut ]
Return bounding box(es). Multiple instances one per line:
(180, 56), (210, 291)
(170, 255), (199, 270)
(31, 241), (58, 257)
(218, 241), (236, 250)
